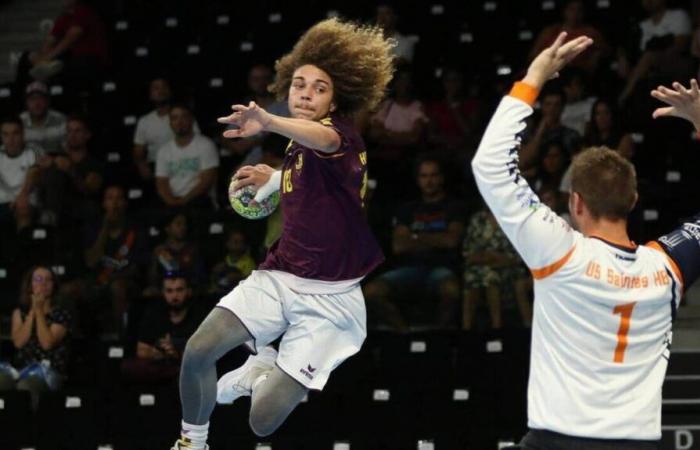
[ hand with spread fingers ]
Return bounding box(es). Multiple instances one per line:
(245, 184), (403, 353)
(231, 164), (275, 192)
(651, 79), (700, 131)
(523, 32), (594, 89)
(218, 101), (272, 138)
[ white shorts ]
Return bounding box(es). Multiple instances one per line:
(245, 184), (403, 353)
(217, 270), (367, 390)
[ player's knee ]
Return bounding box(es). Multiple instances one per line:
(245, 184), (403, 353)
(249, 410), (279, 437)
(182, 333), (213, 368)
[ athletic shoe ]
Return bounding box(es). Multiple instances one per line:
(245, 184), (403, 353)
(216, 346), (277, 404)
(170, 438), (208, 449)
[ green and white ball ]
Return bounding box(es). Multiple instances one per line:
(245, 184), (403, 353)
(229, 180), (280, 220)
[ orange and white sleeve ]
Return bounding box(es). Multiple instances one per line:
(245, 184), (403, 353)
(471, 82), (578, 277)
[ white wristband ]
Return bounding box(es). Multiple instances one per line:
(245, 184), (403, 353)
(254, 170), (282, 202)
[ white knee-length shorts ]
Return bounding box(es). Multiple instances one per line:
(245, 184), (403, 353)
(217, 270), (366, 390)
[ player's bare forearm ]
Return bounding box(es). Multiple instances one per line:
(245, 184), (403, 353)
(266, 115), (341, 153)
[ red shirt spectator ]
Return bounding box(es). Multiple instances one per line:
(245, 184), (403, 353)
(50, 2), (108, 64)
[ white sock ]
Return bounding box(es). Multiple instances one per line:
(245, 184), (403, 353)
(180, 421), (209, 449)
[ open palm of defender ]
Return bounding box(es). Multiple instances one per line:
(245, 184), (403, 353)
(218, 101), (272, 138)
(651, 79), (700, 128)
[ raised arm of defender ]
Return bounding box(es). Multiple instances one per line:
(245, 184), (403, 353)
(650, 79), (700, 287)
(471, 33), (592, 271)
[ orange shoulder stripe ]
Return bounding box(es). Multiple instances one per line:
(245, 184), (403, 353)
(645, 241), (684, 288)
(531, 245), (576, 280)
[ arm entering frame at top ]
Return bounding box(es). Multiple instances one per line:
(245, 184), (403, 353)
(471, 32), (592, 274)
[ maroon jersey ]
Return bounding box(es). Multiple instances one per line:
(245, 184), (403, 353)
(259, 114), (384, 281)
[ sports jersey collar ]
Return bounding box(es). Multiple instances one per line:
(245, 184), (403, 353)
(589, 235), (638, 253)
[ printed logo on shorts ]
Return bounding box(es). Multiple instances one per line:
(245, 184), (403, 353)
(300, 364), (316, 380)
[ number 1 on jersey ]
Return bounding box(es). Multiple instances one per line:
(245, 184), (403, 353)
(613, 302), (636, 363)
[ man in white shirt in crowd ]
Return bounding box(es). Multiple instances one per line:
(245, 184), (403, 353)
(19, 81), (66, 155)
(618, 0), (692, 105)
(133, 77), (200, 181)
(155, 104), (218, 209)
(0, 117), (44, 230)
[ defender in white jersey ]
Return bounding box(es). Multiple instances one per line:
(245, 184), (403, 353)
(472, 33), (700, 449)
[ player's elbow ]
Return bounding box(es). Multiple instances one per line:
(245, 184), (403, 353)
(316, 130), (342, 153)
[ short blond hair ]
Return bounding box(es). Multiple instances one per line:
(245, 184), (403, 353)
(570, 146), (637, 220)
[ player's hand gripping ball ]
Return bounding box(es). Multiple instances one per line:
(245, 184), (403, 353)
(228, 179), (280, 220)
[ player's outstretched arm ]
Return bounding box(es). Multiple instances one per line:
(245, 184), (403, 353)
(651, 79), (700, 131)
(471, 32), (592, 273)
(651, 214), (700, 291)
(649, 80), (700, 289)
(218, 102), (340, 153)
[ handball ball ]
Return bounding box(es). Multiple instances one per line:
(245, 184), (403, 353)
(228, 180), (280, 220)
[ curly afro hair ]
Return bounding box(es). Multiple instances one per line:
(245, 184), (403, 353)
(269, 18), (395, 117)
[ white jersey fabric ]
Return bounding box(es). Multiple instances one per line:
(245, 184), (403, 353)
(472, 84), (683, 440)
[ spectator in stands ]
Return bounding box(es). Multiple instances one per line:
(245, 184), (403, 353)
(122, 272), (205, 384)
(618, 0), (692, 106)
(426, 68), (482, 154)
(364, 157), (464, 330)
(555, 99), (636, 207)
(144, 212), (205, 297)
(27, 0), (108, 85)
(133, 78), (201, 181)
(63, 185), (146, 336)
(583, 99), (636, 160)
(560, 69), (596, 135)
(155, 104), (219, 209)
(375, 4), (418, 64)
(0, 266), (70, 408)
(0, 117), (44, 231)
(462, 208), (532, 329)
(220, 64), (290, 168)
(209, 229), (256, 296)
(691, 18), (700, 79)
(369, 67), (428, 177)
(519, 89), (581, 174)
(532, 141), (570, 194)
(20, 82), (66, 154)
(529, 0), (609, 75)
(37, 115), (103, 226)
